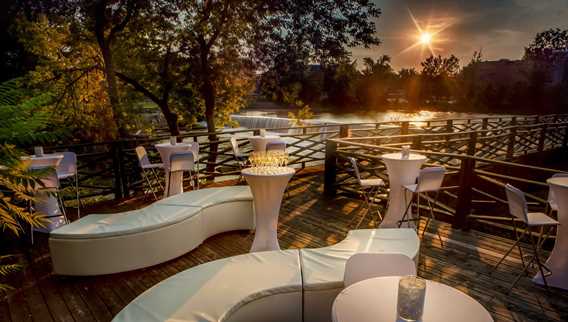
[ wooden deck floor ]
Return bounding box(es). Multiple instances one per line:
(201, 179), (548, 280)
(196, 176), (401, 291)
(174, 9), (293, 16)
(2, 169), (568, 322)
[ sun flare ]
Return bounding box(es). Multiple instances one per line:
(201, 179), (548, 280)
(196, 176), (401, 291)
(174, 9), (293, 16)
(419, 32), (433, 45)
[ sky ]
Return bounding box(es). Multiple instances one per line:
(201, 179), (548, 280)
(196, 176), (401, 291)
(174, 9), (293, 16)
(351, 0), (568, 70)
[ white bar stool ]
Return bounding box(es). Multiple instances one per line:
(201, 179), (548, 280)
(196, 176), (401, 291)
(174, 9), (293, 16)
(494, 184), (559, 292)
(348, 157), (385, 222)
(398, 166), (446, 245)
(135, 146), (164, 200)
(56, 152), (81, 218)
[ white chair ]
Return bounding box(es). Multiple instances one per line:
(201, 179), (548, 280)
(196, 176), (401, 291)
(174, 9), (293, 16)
(344, 253), (417, 287)
(189, 142), (200, 189)
(168, 152), (195, 196)
(348, 157), (385, 222)
(135, 146), (164, 200)
(56, 152), (80, 218)
(547, 173), (568, 214)
(230, 136), (247, 181)
(399, 166), (446, 245)
(31, 167), (68, 244)
(265, 141), (287, 152)
(494, 184), (559, 291)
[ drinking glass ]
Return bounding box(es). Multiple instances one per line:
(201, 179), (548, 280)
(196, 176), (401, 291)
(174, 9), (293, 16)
(397, 276), (426, 322)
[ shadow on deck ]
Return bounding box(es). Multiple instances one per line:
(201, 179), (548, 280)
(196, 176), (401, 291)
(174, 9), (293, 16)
(1, 168), (567, 322)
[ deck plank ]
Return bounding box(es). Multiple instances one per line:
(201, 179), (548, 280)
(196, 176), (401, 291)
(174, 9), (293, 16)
(2, 170), (567, 322)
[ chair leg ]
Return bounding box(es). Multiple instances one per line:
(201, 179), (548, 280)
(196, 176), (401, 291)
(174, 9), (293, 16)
(57, 191), (69, 224)
(529, 227), (551, 292)
(151, 168), (164, 190)
(399, 191), (415, 228)
(143, 170), (158, 200)
(493, 223), (526, 273)
(423, 191), (444, 246)
(372, 187), (383, 222)
(75, 172), (81, 218)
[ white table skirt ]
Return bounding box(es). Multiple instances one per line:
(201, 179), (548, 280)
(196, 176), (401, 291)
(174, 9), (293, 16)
(380, 153), (426, 228)
(533, 177), (568, 289)
(332, 276), (493, 322)
(25, 154), (66, 231)
(155, 142), (192, 197)
(242, 167), (295, 252)
(248, 135), (282, 153)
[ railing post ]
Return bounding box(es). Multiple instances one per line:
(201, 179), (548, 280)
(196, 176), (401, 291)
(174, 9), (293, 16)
(324, 140), (338, 197)
(412, 136), (422, 150)
(506, 126), (517, 160)
(454, 132), (477, 230)
(400, 121), (409, 135)
(446, 120), (453, 133)
(111, 140), (124, 200)
(481, 118), (488, 136)
(563, 125), (568, 148)
(339, 124), (350, 138)
(538, 124), (547, 152)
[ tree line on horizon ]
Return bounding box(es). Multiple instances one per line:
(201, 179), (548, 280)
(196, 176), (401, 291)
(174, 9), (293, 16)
(260, 28), (568, 115)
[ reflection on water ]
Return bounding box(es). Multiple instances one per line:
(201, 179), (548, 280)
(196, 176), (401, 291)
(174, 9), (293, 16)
(235, 109), (510, 124)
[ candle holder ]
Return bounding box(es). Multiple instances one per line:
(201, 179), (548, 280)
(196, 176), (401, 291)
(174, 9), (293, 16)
(249, 151), (289, 168)
(401, 145), (411, 160)
(397, 276), (426, 322)
(259, 129), (267, 137)
(34, 146), (44, 157)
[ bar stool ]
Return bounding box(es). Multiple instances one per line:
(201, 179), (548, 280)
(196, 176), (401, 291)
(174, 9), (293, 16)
(547, 173), (568, 215)
(348, 157), (385, 222)
(230, 136), (247, 181)
(56, 151), (81, 218)
(189, 142), (200, 189)
(31, 168), (68, 244)
(398, 166), (446, 246)
(494, 184), (559, 291)
(168, 152), (195, 195)
(135, 146), (164, 200)
(265, 141), (286, 152)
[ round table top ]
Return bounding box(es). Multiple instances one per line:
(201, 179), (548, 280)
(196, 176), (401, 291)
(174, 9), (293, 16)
(332, 276), (493, 322)
(22, 153), (64, 161)
(547, 176), (568, 188)
(242, 166), (295, 177)
(382, 152), (426, 161)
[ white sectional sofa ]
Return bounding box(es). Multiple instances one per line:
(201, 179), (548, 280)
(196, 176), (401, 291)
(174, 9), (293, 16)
(113, 228), (420, 322)
(49, 186), (255, 276)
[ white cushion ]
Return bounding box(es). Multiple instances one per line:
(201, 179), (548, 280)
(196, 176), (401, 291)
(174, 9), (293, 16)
(113, 250), (302, 322)
(300, 228), (420, 291)
(158, 186), (253, 208)
(527, 212), (559, 226)
(50, 204), (201, 239)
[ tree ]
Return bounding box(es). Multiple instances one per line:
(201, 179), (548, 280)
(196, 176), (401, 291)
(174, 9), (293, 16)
(397, 68), (420, 108)
(420, 55), (460, 104)
(357, 55), (395, 108)
(525, 28), (568, 63)
(324, 59), (360, 108)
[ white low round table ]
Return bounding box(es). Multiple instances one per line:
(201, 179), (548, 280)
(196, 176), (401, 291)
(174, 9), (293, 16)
(332, 276), (493, 322)
(24, 154), (66, 231)
(242, 166), (295, 252)
(381, 152), (426, 228)
(155, 142), (192, 197)
(248, 135), (282, 153)
(533, 177), (568, 289)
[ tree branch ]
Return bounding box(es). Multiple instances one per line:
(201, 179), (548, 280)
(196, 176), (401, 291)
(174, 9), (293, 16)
(115, 71), (161, 105)
(109, 0), (137, 42)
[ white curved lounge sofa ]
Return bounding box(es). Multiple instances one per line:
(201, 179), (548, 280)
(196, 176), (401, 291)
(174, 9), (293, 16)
(113, 228), (419, 322)
(49, 186), (254, 276)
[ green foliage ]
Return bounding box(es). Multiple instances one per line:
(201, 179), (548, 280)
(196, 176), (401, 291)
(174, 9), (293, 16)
(525, 28), (568, 63)
(288, 105), (314, 127)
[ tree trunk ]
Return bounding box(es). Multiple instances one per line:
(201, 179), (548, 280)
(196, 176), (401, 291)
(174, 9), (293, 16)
(100, 45), (126, 137)
(202, 78), (218, 175)
(162, 105), (180, 136)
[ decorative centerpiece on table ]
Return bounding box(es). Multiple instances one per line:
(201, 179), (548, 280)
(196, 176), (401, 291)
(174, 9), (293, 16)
(241, 150), (295, 252)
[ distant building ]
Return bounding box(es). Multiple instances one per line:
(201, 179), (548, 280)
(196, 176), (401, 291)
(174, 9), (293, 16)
(472, 53), (568, 87)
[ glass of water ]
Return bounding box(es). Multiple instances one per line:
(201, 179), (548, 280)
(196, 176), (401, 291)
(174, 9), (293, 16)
(397, 276), (426, 321)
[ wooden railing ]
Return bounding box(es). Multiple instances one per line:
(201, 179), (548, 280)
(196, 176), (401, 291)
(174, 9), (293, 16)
(37, 114), (568, 207)
(323, 119), (568, 232)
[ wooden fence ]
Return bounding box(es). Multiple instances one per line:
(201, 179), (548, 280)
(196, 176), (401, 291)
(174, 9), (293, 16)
(38, 114), (568, 208)
(324, 118), (568, 232)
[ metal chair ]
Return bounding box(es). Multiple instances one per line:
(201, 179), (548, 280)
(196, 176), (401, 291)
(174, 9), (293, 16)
(547, 173), (568, 214)
(348, 157), (385, 222)
(135, 146), (164, 200)
(493, 184), (559, 292)
(265, 141), (286, 152)
(56, 151), (81, 218)
(31, 167), (68, 244)
(167, 152), (195, 196)
(189, 142), (200, 189)
(230, 136), (247, 181)
(399, 167), (446, 246)
(344, 253), (416, 287)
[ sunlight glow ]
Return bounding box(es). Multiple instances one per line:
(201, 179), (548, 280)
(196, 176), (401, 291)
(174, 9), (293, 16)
(419, 32), (433, 45)
(401, 8), (456, 57)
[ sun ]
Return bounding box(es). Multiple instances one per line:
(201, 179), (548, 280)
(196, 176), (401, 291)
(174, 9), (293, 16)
(419, 32), (433, 45)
